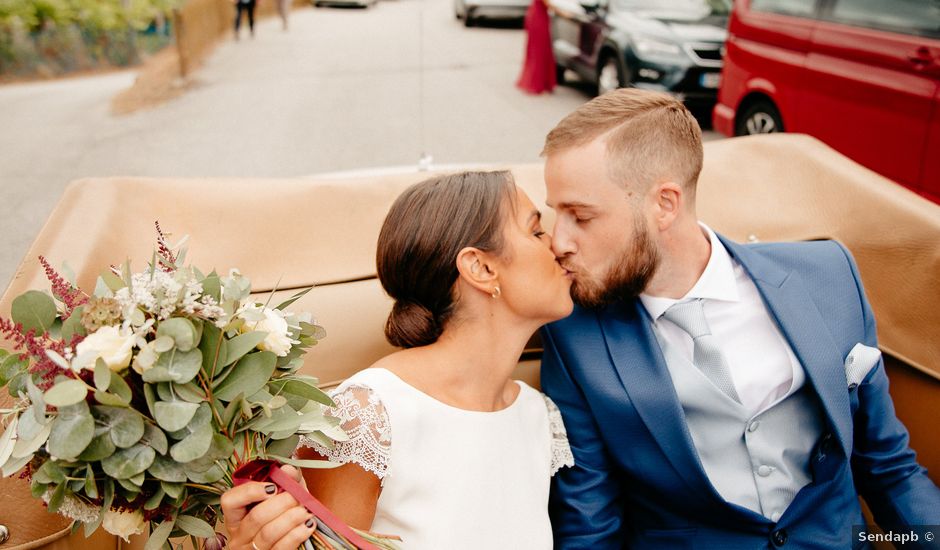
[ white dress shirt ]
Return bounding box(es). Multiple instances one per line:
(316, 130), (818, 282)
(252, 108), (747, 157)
(640, 224), (805, 417)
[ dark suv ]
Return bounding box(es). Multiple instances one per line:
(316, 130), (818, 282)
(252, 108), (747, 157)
(550, 0), (731, 109)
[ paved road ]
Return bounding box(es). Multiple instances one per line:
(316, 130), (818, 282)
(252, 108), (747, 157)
(0, 0), (720, 291)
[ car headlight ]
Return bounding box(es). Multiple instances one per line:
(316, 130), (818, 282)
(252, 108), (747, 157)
(634, 37), (682, 57)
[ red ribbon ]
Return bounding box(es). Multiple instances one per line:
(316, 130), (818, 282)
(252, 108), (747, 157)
(233, 459), (380, 550)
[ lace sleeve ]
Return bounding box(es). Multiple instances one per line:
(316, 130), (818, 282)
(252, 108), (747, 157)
(542, 394), (575, 476)
(297, 384), (392, 484)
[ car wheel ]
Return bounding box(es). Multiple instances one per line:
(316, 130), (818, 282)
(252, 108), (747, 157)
(555, 63), (566, 85)
(597, 56), (624, 96)
(464, 8), (475, 26)
(736, 99), (784, 136)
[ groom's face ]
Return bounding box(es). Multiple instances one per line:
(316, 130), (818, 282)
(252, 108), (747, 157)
(544, 137), (660, 308)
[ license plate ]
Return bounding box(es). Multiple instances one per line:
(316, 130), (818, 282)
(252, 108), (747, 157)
(700, 72), (721, 89)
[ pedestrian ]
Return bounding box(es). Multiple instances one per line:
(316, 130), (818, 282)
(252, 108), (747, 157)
(516, 0), (556, 94)
(278, 0), (291, 30)
(233, 0), (257, 40)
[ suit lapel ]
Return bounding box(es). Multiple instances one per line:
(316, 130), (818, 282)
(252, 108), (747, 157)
(721, 236), (853, 456)
(599, 300), (723, 504)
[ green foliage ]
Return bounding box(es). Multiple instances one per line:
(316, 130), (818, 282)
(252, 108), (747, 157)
(0, 0), (181, 32)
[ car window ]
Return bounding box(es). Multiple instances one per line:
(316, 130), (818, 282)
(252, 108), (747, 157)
(613, 0), (732, 16)
(749, 0), (818, 18)
(829, 0), (940, 38)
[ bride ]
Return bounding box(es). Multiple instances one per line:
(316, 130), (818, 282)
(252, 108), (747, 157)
(221, 170), (575, 550)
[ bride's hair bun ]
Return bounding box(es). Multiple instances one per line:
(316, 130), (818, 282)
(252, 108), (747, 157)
(376, 171), (517, 348)
(385, 301), (440, 349)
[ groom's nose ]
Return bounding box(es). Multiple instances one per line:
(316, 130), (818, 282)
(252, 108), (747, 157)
(551, 219), (576, 258)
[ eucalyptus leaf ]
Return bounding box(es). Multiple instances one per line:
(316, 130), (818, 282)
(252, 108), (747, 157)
(94, 405), (145, 448)
(275, 287), (314, 311)
(26, 375), (46, 420)
(1, 453), (31, 476)
(270, 379), (335, 407)
(116, 478), (140, 494)
(129, 471), (146, 486)
(44, 379), (88, 408)
(267, 455), (342, 469)
(142, 348), (203, 385)
(266, 434), (300, 458)
(47, 481), (67, 513)
(11, 290), (57, 334)
(149, 454), (188, 482)
(213, 351), (277, 402)
(78, 432), (116, 462)
(186, 463), (224, 484)
(183, 434), (234, 472)
(48, 401), (94, 460)
(142, 422), (169, 455)
(108, 373), (133, 404)
(93, 391), (128, 408)
(156, 318), (198, 352)
(101, 443), (155, 479)
(11, 420), (51, 458)
(93, 359), (111, 391)
(0, 417), (17, 468)
(101, 270), (125, 292)
(37, 459), (66, 485)
(84, 465), (98, 499)
(176, 515), (216, 538)
(61, 307), (87, 342)
(145, 485), (166, 510)
(199, 323), (227, 376)
(169, 421), (213, 463)
(17, 405), (43, 440)
(154, 400), (200, 432)
(161, 482), (183, 499)
(143, 384), (158, 418)
(224, 331), (268, 367)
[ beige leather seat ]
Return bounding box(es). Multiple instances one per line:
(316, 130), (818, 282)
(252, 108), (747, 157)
(1, 134), (937, 549)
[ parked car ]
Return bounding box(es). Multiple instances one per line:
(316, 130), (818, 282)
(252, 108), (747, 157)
(455, 0), (529, 27)
(548, 0), (730, 109)
(713, 0), (940, 203)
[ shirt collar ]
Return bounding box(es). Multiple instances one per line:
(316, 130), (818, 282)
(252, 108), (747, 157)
(640, 223), (740, 320)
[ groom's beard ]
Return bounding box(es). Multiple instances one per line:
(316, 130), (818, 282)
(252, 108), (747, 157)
(567, 220), (660, 309)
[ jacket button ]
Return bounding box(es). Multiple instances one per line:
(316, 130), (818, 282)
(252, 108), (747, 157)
(757, 465), (774, 477)
(771, 528), (788, 547)
(0, 524), (9, 544)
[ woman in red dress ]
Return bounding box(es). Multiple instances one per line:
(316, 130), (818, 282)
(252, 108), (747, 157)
(516, 0), (556, 94)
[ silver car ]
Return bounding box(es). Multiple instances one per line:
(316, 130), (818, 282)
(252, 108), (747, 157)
(455, 0), (529, 27)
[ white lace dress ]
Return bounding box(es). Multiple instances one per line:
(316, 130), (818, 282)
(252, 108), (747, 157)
(297, 367), (574, 550)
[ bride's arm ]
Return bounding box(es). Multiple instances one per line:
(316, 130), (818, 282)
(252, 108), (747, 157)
(295, 446), (382, 530)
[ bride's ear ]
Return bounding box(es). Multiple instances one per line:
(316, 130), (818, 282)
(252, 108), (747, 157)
(455, 247), (499, 295)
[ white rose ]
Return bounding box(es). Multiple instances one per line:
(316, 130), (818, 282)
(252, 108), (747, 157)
(73, 325), (136, 372)
(102, 509), (145, 541)
(239, 303), (294, 357)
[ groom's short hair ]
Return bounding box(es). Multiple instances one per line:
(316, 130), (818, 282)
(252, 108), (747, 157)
(542, 89), (703, 197)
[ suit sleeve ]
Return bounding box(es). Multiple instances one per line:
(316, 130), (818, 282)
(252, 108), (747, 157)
(836, 243), (940, 531)
(541, 325), (625, 549)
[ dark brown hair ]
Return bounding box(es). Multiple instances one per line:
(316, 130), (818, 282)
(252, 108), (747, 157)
(377, 171), (516, 348)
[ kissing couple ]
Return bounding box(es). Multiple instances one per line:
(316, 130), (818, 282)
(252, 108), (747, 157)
(221, 89), (940, 549)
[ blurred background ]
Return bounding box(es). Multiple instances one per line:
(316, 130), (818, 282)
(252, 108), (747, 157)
(0, 0), (937, 292)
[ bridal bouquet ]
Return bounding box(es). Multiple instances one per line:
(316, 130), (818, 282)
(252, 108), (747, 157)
(0, 224), (397, 550)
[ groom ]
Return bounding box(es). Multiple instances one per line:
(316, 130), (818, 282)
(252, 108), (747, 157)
(539, 89), (940, 548)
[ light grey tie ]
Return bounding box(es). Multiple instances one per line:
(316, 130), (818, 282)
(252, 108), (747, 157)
(662, 299), (741, 403)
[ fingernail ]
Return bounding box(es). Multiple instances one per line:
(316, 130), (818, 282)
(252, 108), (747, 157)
(265, 484), (276, 494)
(305, 517), (316, 528)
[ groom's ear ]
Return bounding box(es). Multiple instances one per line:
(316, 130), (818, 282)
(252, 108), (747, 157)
(455, 247), (499, 294)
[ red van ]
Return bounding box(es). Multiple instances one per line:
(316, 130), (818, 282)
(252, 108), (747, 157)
(713, 0), (940, 203)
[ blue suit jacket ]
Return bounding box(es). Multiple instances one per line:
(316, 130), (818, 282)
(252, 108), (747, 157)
(541, 236), (940, 549)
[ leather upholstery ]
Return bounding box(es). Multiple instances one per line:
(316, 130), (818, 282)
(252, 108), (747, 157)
(1, 134), (936, 548)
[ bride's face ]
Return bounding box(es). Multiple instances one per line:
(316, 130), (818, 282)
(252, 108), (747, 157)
(494, 188), (574, 323)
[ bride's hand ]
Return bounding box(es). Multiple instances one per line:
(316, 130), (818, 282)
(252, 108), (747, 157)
(221, 466), (318, 550)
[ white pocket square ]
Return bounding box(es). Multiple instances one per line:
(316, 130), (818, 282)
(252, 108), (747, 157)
(845, 343), (881, 387)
